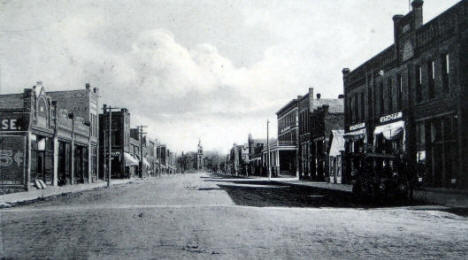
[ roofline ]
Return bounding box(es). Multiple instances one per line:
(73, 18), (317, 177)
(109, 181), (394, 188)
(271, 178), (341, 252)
(276, 99), (298, 116)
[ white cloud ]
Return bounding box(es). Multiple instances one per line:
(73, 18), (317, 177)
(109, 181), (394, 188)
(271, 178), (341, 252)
(0, 0), (460, 153)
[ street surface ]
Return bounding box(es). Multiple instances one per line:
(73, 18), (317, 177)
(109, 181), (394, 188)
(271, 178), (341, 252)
(1, 172), (467, 259)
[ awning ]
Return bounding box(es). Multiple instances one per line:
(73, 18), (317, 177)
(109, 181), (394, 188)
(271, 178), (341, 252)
(124, 152), (139, 166)
(329, 130), (345, 157)
(373, 120), (405, 140)
(143, 158), (151, 167)
(343, 128), (366, 140)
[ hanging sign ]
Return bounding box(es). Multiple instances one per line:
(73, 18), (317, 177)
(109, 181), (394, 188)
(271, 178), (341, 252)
(349, 122), (365, 131)
(379, 112), (403, 124)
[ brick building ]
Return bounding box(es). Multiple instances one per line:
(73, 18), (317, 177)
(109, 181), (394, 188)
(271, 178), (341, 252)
(48, 83), (100, 184)
(342, 0), (468, 188)
(298, 88), (344, 180)
(275, 98), (300, 177)
(247, 134), (270, 176)
(0, 82), (97, 193)
(99, 108), (137, 179)
(229, 143), (248, 176)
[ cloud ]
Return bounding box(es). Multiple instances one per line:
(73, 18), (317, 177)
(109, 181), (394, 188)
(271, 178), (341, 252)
(0, 0), (460, 153)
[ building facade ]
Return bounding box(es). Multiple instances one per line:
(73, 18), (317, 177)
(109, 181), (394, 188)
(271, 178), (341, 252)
(342, 0), (468, 188)
(275, 98), (299, 177)
(247, 134), (267, 176)
(99, 108), (136, 179)
(298, 88), (344, 181)
(0, 82), (98, 193)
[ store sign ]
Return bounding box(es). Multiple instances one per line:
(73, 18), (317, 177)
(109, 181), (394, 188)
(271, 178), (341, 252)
(379, 112), (402, 123)
(0, 119), (19, 131)
(280, 126), (291, 134)
(349, 122), (365, 131)
(105, 151), (121, 157)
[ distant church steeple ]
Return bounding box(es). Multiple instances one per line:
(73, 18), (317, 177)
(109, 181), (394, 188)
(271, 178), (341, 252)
(197, 139), (203, 170)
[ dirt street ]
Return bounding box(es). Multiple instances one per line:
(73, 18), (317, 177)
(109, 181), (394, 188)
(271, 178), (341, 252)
(1, 173), (467, 259)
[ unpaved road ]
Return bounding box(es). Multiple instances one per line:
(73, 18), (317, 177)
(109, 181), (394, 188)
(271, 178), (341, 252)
(1, 173), (467, 259)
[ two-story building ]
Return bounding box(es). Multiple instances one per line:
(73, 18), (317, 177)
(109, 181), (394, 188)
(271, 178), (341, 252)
(99, 108), (138, 179)
(298, 88), (344, 181)
(275, 98), (300, 177)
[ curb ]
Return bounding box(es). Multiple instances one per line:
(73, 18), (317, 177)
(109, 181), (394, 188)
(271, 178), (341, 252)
(0, 179), (137, 209)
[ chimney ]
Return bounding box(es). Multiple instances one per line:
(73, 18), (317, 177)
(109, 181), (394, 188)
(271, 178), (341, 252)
(342, 68), (350, 78)
(308, 87), (314, 98)
(411, 0), (423, 29)
(393, 14), (404, 56)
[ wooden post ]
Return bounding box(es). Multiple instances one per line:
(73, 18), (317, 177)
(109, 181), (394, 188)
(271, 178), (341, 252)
(108, 107), (112, 188)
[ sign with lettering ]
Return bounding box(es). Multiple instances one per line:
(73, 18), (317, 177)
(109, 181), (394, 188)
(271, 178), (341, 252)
(0, 114), (28, 131)
(379, 112), (402, 123)
(106, 151), (121, 157)
(349, 122), (365, 131)
(0, 135), (26, 185)
(280, 126), (291, 134)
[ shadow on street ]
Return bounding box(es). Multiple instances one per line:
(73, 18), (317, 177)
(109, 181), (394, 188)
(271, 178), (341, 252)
(209, 176), (427, 209)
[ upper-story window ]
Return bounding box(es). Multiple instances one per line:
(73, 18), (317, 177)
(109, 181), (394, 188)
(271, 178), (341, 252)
(360, 92), (365, 121)
(368, 86), (373, 119)
(416, 66), (422, 102)
(379, 82), (384, 115)
(442, 53), (450, 91)
(396, 74), (402, 110)
(428, 60), (435, 99)
(354, 94), (358, 122)
(387, 78), (393, 113)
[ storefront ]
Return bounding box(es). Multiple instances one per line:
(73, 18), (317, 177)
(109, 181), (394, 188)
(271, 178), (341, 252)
(124, 152), (139, 177)
(328, 130), (344, 184)
(0, 84), (98, 193)
(343, 122), (367, 183)
(415, 112), (459, 188)
(373, 112), (405, 155)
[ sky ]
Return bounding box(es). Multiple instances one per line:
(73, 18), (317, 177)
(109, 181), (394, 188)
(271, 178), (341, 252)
(0, 0), (460, 154)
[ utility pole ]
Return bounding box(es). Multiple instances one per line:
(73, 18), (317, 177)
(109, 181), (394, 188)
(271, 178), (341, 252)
(267, 119), (271, 181)
(104, 105), (121, 188)
(137, 125), (147, 178)
(108, 106), (112, 188)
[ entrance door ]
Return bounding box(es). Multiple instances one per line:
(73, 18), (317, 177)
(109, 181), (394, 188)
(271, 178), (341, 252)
(33, 151), (45, 183)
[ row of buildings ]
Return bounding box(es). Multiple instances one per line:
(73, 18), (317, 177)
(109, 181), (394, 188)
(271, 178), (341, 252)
(227, 88), (345, 183)
(0, 82), (177, 194)
(228, 0), (468, 190)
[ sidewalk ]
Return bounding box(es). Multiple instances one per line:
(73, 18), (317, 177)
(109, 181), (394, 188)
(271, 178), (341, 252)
(0, 178), (139, 208)
(272, 179), (468, 208)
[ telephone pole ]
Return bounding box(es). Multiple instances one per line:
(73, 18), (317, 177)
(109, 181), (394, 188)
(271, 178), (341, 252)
(267, 119), (271, 181)
(103, 105), (121, 188)
(137, 125), (147, 178)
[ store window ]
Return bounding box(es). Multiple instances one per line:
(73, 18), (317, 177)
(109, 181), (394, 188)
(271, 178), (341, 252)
(416, 122), (425, 146)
